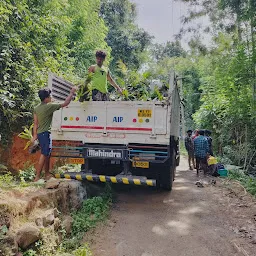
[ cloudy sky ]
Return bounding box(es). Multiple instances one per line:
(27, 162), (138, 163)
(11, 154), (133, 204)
(131, 0), (188, 44)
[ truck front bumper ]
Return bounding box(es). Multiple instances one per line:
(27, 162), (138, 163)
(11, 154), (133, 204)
(55, 172), (156, 187)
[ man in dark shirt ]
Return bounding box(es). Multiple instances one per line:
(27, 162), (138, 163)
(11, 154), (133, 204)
(185, 130), (195, 170)
(205, 130), (213, 156)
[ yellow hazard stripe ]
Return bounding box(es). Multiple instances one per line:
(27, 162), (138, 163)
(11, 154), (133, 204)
(55, 173), (156, 187)
(99, 175), (106, 182)
(64, 174), (71, 179)
(133, 179), (141, 185)
(146, 180), (154, 186)
(75, 175), (82, 181)
(110, 177), (117, 183)
(122, 178), (129, 184)
(86, 175), (93, 181)
(55, 173), (60, 179)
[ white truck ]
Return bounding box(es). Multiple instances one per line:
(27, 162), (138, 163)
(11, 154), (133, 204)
(50, 72), (181, 190)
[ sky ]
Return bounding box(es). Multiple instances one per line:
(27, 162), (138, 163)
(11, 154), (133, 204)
(131, 0), (188, 44)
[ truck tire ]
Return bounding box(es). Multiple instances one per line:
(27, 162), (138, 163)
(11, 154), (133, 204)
(160, 150), (176, 191)
(160, 163), (173, 191)
(176, 155), (180, 167)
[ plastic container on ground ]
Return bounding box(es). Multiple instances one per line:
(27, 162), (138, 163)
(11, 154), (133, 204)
(218, 169), (228, 177)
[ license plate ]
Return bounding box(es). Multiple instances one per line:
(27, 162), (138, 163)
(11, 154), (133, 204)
(138, 109), (152, 118)
(68, 158), (85, 164)
(132, 161), (149, 169)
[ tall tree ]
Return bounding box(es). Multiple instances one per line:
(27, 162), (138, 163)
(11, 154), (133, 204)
(151, 41), (186, 61)
(175, 0), (256, 167)
(100, 0), (153, 71)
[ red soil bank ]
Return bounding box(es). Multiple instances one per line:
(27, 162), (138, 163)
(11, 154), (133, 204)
(1, 136), (55, 173)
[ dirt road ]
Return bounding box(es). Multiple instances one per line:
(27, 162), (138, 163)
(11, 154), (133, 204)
(89, 157), (256, 256)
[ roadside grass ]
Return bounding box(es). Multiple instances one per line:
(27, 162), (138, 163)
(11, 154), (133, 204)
(61, 183), (112, 252)
(0, 168), (42, 189)
(228, 169), (256, 196)
(25, 244), (92, 256)
(179, 142), (187, 156)
(0, 161), (81, 190)
(0, 172), (15, 188)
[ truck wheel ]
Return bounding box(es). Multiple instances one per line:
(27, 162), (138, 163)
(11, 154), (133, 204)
(160, 164), (173, 191)
(173, 154), (177, 181)
(160, 150), (176, 191)
(176, 155), (180, 167)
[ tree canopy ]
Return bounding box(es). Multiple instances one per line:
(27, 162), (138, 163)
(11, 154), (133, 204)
(100, 0), (153, 71)
(175, 0), (256, 169)
(0, 0), (109, 143)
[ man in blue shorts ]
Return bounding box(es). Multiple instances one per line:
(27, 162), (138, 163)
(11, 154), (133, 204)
(32, 87), (76, 181)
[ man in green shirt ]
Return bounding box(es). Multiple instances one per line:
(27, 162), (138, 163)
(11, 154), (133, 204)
(88, 50), (122, 101)
(32, 87), (76, 181)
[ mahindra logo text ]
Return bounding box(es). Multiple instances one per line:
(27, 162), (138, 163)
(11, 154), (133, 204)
(88, 149), (122, 158)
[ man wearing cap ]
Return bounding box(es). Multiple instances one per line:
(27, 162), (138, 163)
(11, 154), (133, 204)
(185, 129), (195, 170)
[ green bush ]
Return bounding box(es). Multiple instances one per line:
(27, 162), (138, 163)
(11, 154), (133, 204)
(23, 249), (37, 256)
(19, 164), (35, 182)
(71, 196), (110, 236)
(0, 172), (15, 188)
(62, 184), (112, 251)
(229, 170), (256, 196)
(74, 245), (92, 256)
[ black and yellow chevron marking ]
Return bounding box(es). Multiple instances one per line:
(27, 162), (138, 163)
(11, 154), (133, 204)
(55, 173), (156, 187)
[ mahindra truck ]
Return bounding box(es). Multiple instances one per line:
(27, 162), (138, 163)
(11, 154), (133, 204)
(50, 71), (181, 191)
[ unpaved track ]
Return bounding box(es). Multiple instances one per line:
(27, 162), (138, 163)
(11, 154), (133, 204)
(89, 157), (254, 256)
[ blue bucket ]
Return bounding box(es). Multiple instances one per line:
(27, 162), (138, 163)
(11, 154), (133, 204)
(218, 169), (228, 177)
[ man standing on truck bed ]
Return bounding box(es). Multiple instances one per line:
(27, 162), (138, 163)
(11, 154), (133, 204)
(88, 50), (123, 101)
(32, 87), (76, 182)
